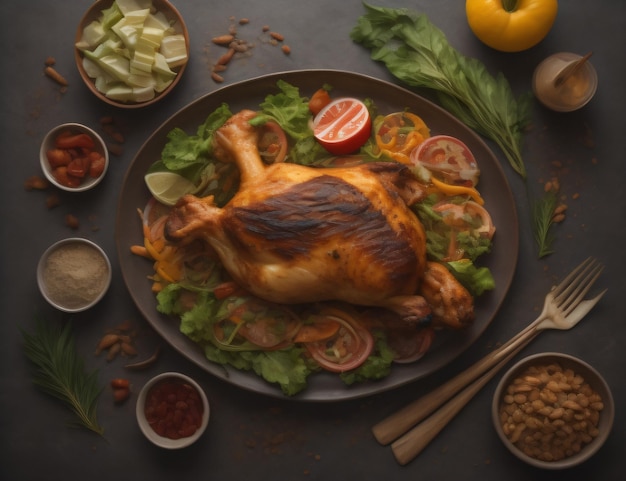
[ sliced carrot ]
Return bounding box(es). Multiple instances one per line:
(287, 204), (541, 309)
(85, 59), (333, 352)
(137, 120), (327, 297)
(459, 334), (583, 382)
(144, 238), (161, 260)
(130, 245), (151, 258)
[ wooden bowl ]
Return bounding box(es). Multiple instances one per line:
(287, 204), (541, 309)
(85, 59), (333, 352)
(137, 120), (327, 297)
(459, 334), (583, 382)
(74, 0), (190, 108)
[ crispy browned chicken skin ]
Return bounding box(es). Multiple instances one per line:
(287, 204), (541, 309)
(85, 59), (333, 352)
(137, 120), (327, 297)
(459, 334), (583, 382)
(165, 110), (474, 328)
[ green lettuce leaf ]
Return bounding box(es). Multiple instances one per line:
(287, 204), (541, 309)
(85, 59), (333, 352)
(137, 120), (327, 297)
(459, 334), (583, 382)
(351, 4), (531, 178)
(159, 103), (232, 173)
(446, 259), (495, 296)
(250, 80), (312, 141)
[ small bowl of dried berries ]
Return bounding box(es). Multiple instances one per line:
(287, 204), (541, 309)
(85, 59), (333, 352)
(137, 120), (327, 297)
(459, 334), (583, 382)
(40, 123), (109, 192)
(136, 372), (209, 449)
(492, 352), (614, 469)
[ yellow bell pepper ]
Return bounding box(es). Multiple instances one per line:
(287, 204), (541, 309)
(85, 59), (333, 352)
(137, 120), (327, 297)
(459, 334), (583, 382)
(466, 0), (558, 52)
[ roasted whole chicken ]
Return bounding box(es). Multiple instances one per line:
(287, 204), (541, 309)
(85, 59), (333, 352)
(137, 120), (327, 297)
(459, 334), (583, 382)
(165, 110), (474, 329)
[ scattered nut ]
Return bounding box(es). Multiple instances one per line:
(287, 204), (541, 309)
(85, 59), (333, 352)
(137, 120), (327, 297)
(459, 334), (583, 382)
(106, 342), (122, 361)
(212, 34), (235, 45)
(46, 194), (61, 209)
(65, 214), (79, 230)
(113, 387), (131, 403)
(208, 18), (292, 82)
(499, 362), (604, 462)
(217, 48), (235, 66)
(24, 175), (49, 191)
(44, 66), (68, 87)
(120, 341), (138, 356)
(95, 322), (141, 362)
(95, 334), (120, 355)
(100, 117), (125, 157)
(107, 143), (124, 157)
(211, 72), (225, 83)
(111, 378), (130, 389)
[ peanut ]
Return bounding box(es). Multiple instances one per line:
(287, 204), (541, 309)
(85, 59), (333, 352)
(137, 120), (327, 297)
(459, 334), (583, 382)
(44, 66), (68, 86)
(212, 34), (235, 45)
(498, 362), (604, 462)
(217, 48), (235, 66)
(120, 341), (137, 356)
(65, 214), (79, 230)
(106, 342), (122, 361)
(269, 32), (284, 42)
(95, 334), (120, 354)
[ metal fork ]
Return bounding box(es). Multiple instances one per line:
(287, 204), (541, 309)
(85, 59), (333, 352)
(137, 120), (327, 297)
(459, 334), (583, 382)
(371, 257), (606, 465)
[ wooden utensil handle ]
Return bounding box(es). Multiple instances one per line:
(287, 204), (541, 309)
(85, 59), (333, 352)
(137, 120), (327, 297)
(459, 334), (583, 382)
(372, 324), (540, 445)
(390, 338), (529, 465)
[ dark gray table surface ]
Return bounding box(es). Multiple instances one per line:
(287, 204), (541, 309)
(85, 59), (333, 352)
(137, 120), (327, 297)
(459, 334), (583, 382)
(1, 1), (624, 480)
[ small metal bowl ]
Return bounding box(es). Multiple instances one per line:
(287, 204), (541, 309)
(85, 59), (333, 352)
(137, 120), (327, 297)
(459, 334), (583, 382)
(37, 238), (112, 313)
(74, 0), (190, 108)
(136, 372), (210, 449)
(40, 123), (109, 192)
(492, 352), (614, 469)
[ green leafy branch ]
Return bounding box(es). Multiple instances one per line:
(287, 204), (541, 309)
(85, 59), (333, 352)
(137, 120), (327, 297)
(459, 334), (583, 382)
(351, 4), (558, 256)
(21, 320), (104, 436)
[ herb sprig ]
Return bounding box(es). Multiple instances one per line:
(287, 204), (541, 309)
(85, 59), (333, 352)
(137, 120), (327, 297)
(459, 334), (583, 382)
(532, 188), (559, 258)
(350, 4), (532, 178)
(351, 4), (561, 256)
(21, 320), (104, 436)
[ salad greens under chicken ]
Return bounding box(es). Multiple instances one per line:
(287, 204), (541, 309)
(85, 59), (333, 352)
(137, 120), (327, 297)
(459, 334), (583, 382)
(132, 80), (496, 395)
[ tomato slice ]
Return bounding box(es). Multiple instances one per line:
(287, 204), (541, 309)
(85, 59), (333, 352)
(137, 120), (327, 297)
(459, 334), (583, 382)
(223, 298), (301, 349)
(410, 135), (480, 187)
(258, 121), (288, 164)
(312, 98), (372, 155)
(433, 201), (496, 240)
(375, 112), (430, 164)
(303, 307), (374, 373)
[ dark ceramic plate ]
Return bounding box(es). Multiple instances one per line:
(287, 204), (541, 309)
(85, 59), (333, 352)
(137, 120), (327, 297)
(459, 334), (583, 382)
(116, 70), (519, 401)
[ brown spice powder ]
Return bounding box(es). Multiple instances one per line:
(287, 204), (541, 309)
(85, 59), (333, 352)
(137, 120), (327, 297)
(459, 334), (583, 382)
(42, 243), (108, 308)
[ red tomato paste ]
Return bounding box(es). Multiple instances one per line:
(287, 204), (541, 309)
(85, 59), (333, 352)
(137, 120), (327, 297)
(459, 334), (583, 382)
(144, 379), (204, 439)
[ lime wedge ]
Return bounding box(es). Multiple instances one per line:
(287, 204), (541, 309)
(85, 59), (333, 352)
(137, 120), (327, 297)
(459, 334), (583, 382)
(144, 171), (196, 206)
